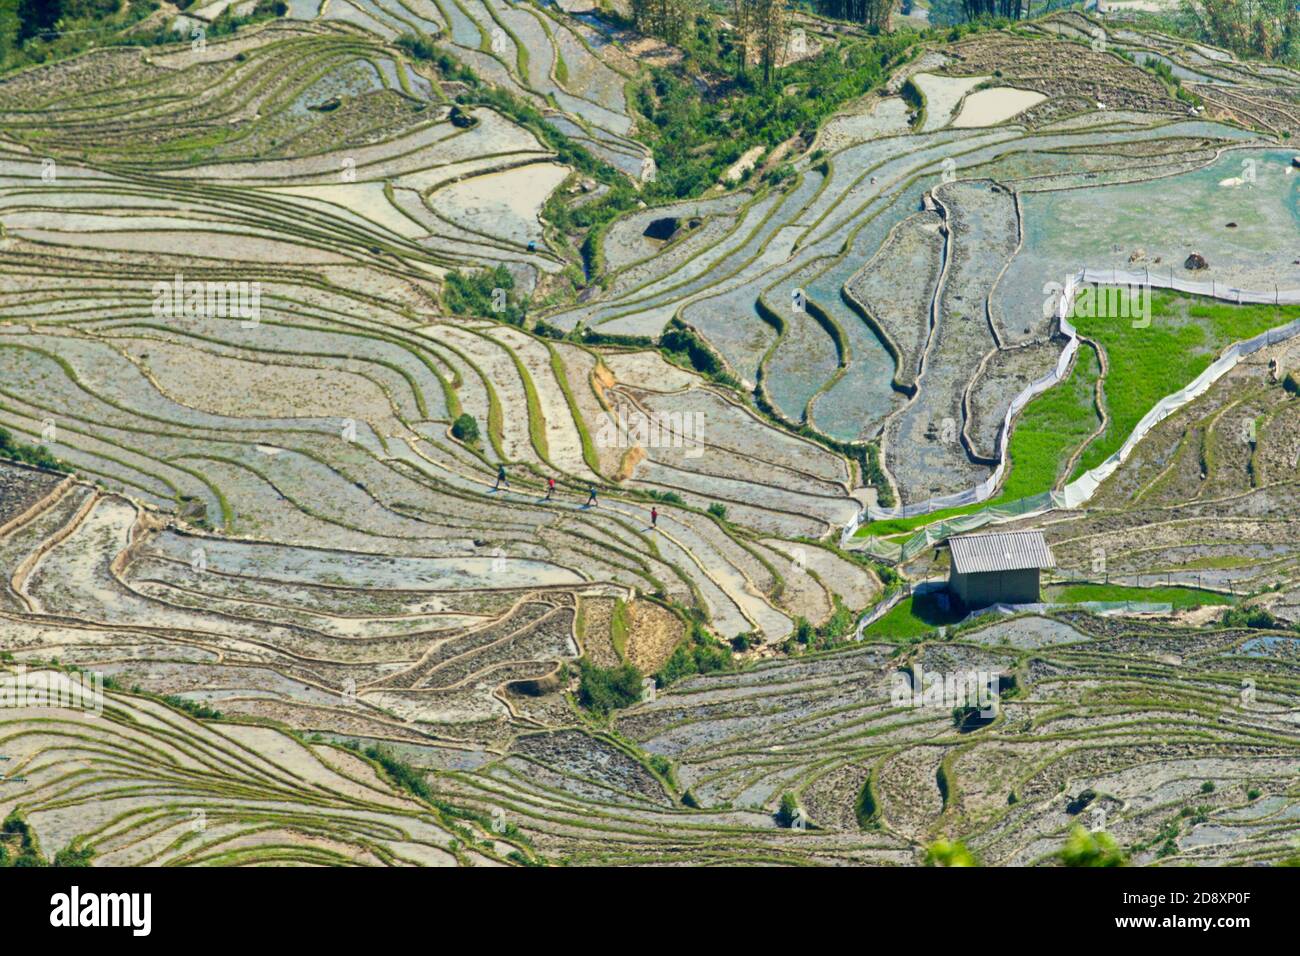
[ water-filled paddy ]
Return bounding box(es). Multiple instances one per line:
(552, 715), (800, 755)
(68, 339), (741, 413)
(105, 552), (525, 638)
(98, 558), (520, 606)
(997, 147), (1300, 328)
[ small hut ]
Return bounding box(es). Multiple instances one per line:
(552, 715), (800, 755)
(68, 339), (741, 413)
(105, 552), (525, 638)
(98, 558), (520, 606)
(946, 530), (1055, 609)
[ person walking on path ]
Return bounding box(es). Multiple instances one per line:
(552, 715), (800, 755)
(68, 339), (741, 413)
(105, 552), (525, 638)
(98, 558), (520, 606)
(545, 477), (555, 501)
(494, 465), (509, 491)
(650, 506), (658, 529)
(586, 485), (598, 507)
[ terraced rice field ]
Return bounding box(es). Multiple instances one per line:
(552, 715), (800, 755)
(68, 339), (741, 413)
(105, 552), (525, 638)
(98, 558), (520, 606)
(2, 5), (1299, 868)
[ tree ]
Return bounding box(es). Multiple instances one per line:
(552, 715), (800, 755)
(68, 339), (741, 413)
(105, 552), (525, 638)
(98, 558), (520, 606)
(451, 413), (480, 445)
(814, 0), (894, 32)
(0, 0), (21, 68)
(732, 0), (752, 77)
(16, 0), (61, 44)
(959, 0), (1025, 18)
(631, 0), (695, 46)
(924, 838), (977, 866)
(775, 791), (802, 827)
(749, 0), (788, 85)
(1059, 825), (1128, 867)
(577, 660), (643, 714)
(1180, 0), (1300, 63)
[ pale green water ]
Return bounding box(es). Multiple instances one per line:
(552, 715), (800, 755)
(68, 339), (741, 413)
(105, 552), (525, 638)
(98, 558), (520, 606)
(997, 148), (1300, 329)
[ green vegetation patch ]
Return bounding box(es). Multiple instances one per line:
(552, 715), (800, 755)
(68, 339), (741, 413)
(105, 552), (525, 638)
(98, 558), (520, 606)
(577, 659), (643, 714)
(861, 591), (965, 641)
(1071, 291), (1299, 476)
(1045, 583), (1233, 609)
(0, 425), (66, 472)
(859, 292), (1298, 539)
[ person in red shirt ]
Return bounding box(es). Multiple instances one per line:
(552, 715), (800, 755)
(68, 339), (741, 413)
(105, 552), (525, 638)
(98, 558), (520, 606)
(650, 506), (658, 528)
(545, 477), (555, 500)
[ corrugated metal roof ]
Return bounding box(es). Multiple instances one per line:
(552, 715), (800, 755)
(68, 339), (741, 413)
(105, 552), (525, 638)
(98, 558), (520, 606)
(948, 530), (1055, 575)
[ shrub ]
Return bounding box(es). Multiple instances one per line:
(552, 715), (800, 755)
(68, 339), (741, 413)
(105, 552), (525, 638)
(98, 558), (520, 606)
(396, 32), (437, 62)
(443, 265), (524, 325)
(660, 321), (737, 387)
(647, 754), (675, 787)
(794, 617), (813, 644)
(451, 413), (480, 445)
(53, 843), (94, 867)
(1, 811), (44, 867)
(706, 502), (728, 520)
(775, 792), (801, 828)
(0, 426), (67, 472)
(1201, 780), (1216, 794)
(644, 489), (684, 505)
(577, 660), (643, 715)
(810, 598), (857, 649)
(1221, 605), (1281, 630)
(655, 624), (732, 688)
(364, 744), (430, 800)
(924, 839), (976, 867)
(1059, 825), (1127, 867)
(162, 695), (222, 720)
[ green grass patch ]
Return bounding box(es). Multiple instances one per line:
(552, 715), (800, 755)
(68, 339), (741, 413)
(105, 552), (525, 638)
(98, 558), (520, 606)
(858, 346), (1101, 537)
(1045, 583), (1232, 609)
(610, 598), (630, 661)
(861, 591), (965, 641)
(1070, 291), (1299, 477)
(1000, 344), (1102, 499)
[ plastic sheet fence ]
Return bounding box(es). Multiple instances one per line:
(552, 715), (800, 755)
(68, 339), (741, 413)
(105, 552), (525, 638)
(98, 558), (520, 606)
(853, 490), (1069, 563)
(843, 268), (1300, 557)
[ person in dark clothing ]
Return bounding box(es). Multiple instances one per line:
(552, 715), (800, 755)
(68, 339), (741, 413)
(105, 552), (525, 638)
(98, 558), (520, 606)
(494, 465), (508, 491)
(586, 485), (598, 507)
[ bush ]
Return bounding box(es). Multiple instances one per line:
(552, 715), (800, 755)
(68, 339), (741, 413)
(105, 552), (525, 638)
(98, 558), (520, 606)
(1059, 825), (1127, 867)
(706, 502), (728, 520)
(644, 489), (684, 505)
(775, 792), (801, 828)
(924, 839), (976, 867)
(443, 265), (524, 325)
(53, 843), (95, 867)
(812, 598), (856, 648)
(1221, 605), (1282, 630)
(1, 811), (44, 867)
(364, 744), (430, 800)
(577, 660), (643, 715)
(660, 320), (737, 387)
(794, 617), (813, 644)
(655, 624), (733, 688)
(396, 32), (437, 62)
(0, 426), (67, 472)
(451, 413), (480, 445)
(162, 694), (222, 720)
